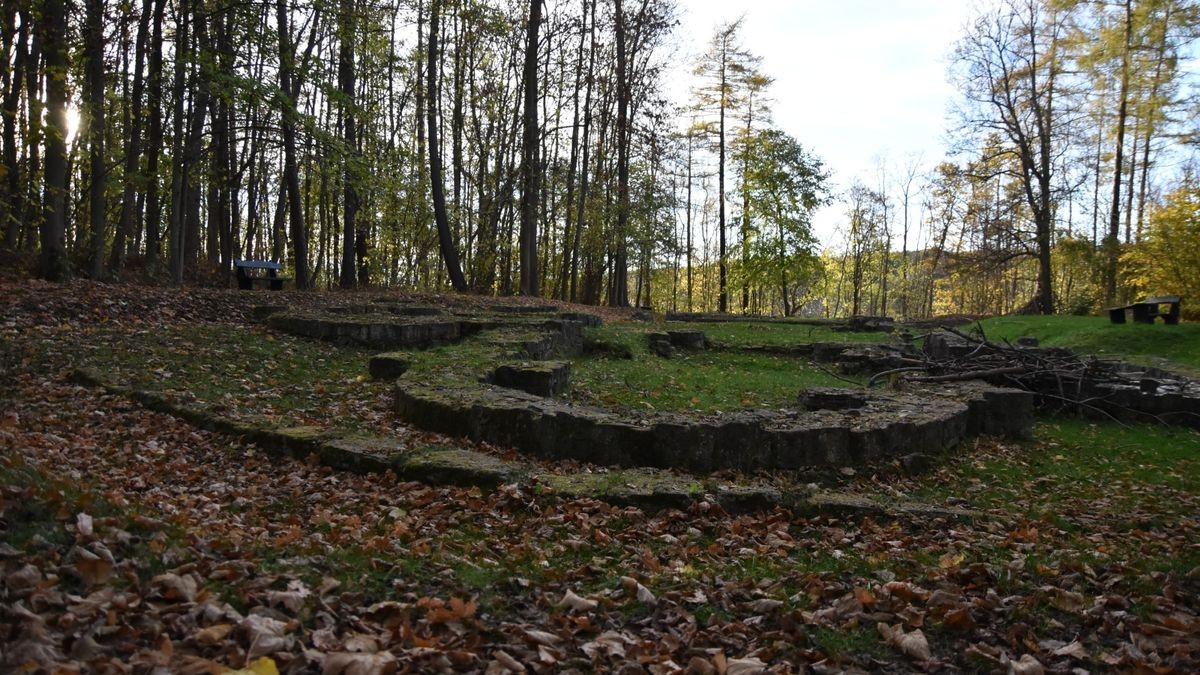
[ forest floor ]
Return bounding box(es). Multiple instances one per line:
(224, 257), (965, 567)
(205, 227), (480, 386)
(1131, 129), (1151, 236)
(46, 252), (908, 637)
(2, 280), (1198, 674)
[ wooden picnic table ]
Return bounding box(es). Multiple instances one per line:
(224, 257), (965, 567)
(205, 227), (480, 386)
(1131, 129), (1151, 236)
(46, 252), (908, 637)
(234, 260), (290, 291)
(1107, 295), (1181, 325)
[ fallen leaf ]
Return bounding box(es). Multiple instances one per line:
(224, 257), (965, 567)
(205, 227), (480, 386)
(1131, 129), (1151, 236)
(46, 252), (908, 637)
(1007, 654), (1044, 675)
(558, 589), (598, 612)
(878, 623), (932, 661)
(192, 623), (235, 646)
(322, 651), (398, 675)
(726, 656), (767, 674)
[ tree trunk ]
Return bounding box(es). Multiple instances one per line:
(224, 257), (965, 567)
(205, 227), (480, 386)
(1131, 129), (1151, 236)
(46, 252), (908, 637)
(426, 0), (467, 291)
(110, 0), (152, 276)
(339, 0), (358, 288)
(518, 0), (541, 296)
(144, 0), (165, 266)
(1103, 0), (1132, 307)
(85, 0), (107, 279)
(39, 0), (70, 281)
(609, 0), (630, 307)
(277, 0), (309, 288)
(1, 7), (26, 249)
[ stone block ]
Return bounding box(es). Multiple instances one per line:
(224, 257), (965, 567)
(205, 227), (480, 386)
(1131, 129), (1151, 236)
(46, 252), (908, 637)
(667, 330), (706, 350)
(492, 361), (571, 397)
(369, 352), (411, 380)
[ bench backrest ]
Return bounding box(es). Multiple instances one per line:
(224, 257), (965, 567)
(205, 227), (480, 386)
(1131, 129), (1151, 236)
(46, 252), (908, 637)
(1144, 295), (1181, 304)
(235, 260), (283, 271)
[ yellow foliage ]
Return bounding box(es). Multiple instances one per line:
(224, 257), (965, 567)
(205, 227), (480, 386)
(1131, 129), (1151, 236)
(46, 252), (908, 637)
(1123, 180), (1200, 319)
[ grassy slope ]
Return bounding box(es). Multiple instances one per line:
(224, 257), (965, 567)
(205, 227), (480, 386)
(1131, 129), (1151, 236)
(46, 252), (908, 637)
(975, 315), (1200, 374)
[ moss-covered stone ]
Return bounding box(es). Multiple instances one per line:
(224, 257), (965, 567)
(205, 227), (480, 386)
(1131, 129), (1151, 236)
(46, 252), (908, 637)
(397, 446), (527, 488)
(491, 361), (571, 397)
(369, 352), (412, 380)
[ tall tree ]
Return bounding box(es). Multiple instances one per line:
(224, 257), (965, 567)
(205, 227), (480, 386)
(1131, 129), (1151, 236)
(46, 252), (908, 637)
(84, 0), (107, 279)
(952, 0), (1072, 314)
(338, 0), (358, 288)
(276, 0), (310, 288)
(693, 18), (755, 313)
(39, 0), (70, 281)
(518, 0), (542, 296)
(426, 0), (467, 291)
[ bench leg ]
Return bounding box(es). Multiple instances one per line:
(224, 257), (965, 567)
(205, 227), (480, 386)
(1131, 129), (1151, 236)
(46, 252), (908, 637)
(1108, 308), (1126, 324)
(269, 278), (284, 291)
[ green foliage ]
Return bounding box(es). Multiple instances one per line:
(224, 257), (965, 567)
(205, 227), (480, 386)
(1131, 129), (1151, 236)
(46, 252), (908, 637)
(739, 129), (830, 313)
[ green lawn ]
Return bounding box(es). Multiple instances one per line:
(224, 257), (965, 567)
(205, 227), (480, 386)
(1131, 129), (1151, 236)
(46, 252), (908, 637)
(570, 350), (857, 412)
(974, 315), (1200, 374)
(673, 320), (893, 347)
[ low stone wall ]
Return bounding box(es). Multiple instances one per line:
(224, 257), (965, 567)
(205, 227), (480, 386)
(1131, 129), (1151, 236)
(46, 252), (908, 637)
(268, 310), (598, 353)
(394, 379), (1034, 471)
(268, 313), (462, 349)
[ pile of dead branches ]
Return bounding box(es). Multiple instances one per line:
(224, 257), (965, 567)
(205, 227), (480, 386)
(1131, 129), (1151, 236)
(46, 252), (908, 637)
(871, 326), (1140, 413)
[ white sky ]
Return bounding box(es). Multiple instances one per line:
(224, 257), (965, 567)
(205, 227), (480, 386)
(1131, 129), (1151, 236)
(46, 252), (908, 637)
(669, 0), (979, 246)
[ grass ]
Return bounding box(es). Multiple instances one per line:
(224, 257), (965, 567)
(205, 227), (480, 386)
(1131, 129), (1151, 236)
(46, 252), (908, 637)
(67, 324), (386, 433)
(570, 349), (858, 412)
(974, 314), (1200, 374)
(672, 321), (893, 347)
(905, 417), (1200, 523)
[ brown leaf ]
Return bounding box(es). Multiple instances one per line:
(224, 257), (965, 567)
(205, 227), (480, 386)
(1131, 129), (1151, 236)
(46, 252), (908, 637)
(75, 549), (114, 586)
(1051, 640), (1089, 660)
(558, 589), (598, 612)
(1007, 654), (1044, 675)
(153, 573), (199, 602)
(192, 623), (235, 646)
(523, 629), (562, 647)
(725, 656), (767, 675)
(1042, 586), (1085, 614)
(490, 650), (525, 673)
(322, 652), (398, 675)
(883, 581), (930, 603)
(944, 607), (977, 632)
(878, 623), (932, 661)
(240, 614), (293, 661)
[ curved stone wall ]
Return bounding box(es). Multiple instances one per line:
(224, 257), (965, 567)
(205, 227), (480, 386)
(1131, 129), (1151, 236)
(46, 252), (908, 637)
(394, 380), (1034, 471)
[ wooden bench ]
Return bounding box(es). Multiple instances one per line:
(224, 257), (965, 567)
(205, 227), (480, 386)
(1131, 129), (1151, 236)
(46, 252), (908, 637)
(234, 260), (290, 291)
(1108, 295), (1181, 325)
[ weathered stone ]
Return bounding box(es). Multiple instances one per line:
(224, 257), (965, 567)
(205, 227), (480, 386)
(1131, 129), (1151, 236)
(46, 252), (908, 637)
(369, 352), (412, 380)
(650, 340), (674, 358)
(398, 446), (527, 488)
(250, 305), (287, 321)
(557, 311), (603, 328)
(492, 361), (571, 397)
(798, 388), (867, 411)
(923, 333), (975, 360)
(667, 330), (706, 350)
(393, 380), (1032, 471)
(268, 313), (461, 349)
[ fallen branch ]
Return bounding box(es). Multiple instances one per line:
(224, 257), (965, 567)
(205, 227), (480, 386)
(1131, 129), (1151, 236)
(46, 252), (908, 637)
(909, 366), (1026, 383)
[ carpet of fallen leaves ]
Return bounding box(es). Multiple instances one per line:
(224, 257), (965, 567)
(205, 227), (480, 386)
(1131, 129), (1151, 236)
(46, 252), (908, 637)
(2, 280), (1199, 674)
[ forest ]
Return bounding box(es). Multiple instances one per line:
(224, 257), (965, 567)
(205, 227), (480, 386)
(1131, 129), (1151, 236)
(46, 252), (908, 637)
(1, 0), (1198, 318)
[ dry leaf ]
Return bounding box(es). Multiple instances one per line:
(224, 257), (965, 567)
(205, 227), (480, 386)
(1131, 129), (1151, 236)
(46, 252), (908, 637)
(490, 650), (525, 673)
(192, 623), (235, 646)
(878, 623), (932, 661)
(725, 656), (767, 675)
(1007, 654), (1044, 675)
(322, 651), (398, 675)
(558, 589), (598, 612)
